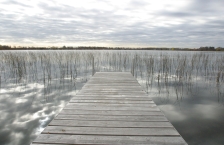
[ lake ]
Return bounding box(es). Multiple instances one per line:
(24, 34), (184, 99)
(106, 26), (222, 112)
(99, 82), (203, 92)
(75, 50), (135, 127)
(0, 50), (223, 145)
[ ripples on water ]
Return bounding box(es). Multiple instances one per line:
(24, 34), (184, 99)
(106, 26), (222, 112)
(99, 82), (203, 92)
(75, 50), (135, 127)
(0, 50), (223, 145)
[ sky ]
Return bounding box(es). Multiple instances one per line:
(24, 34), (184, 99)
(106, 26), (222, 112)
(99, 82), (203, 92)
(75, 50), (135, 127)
(0, 0), (224, 48)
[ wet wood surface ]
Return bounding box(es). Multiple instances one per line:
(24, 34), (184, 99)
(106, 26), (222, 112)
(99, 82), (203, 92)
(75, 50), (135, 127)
(31, 72), (187, 145)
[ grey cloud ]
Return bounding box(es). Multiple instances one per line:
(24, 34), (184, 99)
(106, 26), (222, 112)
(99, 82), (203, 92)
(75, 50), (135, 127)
(104, 20), (223, 46)
(157, 0), (224, 22)
(159, 11), (194, 18)
(0, 0), (224, 47)
(189, 0), (224, 11)
(178, 0), (224, 18)
(128, 0), (149, 8)
(38, 2), (65, 13)
(2, 0), (30, 7)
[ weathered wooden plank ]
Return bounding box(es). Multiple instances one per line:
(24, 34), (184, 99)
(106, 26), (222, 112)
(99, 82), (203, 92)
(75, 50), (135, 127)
(55, 114), (167, 121)
(67, 103), (157, 107)
(88, 77), (136, 79)
(78, 92), (147, 95)
(88, 79), (137, 81)
(80, 88), (144, 90)
(71, 97), (152, 101)
(49, 120), (173, 128)
(82, 88), (143, 90)
(83, 83), (141, 85)
(88, 78), (137, 81)
(33, 135), (187, 145)
(81, 89), (144, 91)
(80, 89), (145, 91)
(83, 85), (142, 88)
(60, 110), (162, 115)
(42, 126), (179, 136)
(87, 82), (139, 85)
(70, 99), (152, 102)
(66, 103), (156, 108)
(87, 81), (138, 84)
(69, 100), (154, 104)
(81, 85), (141, 87)
(84, 84), (141, 86)
(79, 91), (145, 94)
(91, 76), (134, 78)
(73, 93), (152, 99)
(31, 144), (63, 145)
(92, 74), (134, 76)
(63, 106), (160, 111)
(78, 92), (146, 95)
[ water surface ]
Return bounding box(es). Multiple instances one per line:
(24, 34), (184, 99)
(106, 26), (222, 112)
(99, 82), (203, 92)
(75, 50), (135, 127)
(0, 50), (223, 145)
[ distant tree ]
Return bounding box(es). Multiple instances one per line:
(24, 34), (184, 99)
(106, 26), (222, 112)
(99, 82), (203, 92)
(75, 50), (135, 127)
(0, 45), (11, 50)
(216, 47), (223, 51)
(199, 46), (215, 51)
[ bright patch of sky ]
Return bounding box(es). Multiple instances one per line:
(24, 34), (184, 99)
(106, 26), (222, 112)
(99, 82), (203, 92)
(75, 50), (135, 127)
(0, 0), (223, 48)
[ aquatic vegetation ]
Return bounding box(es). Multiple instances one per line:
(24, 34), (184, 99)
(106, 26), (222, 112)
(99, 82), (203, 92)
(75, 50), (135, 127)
(0, 50), (223, 98)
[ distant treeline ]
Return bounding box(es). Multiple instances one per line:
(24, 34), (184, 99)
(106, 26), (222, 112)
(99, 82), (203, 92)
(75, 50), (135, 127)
(0, 45), (224, 51)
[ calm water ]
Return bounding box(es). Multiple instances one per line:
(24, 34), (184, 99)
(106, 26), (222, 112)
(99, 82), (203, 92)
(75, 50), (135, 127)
(0, 50), (223, 145)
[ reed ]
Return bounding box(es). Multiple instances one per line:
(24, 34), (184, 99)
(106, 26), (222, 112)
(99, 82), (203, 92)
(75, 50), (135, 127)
(0, 50), (223, 102)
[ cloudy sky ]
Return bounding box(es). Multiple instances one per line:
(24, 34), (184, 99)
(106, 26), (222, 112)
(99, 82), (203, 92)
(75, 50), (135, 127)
(0, 0), (223, 48)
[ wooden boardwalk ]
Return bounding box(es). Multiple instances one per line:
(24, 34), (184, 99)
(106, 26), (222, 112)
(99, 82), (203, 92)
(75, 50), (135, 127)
(31, 72), (187, 145)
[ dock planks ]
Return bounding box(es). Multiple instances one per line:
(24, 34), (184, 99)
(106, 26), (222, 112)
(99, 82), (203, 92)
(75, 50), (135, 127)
(31, 72), (187, 145)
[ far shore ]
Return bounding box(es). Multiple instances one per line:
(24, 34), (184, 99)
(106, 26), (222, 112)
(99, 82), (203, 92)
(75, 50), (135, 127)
(0, 46), (223, 51)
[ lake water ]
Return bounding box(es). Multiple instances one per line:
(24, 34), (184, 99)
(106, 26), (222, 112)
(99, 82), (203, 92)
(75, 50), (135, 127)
(0, 50), (223, 145)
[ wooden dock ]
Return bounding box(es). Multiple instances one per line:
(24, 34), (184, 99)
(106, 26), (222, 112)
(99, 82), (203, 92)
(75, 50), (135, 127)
(31, 72), (187, 145)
